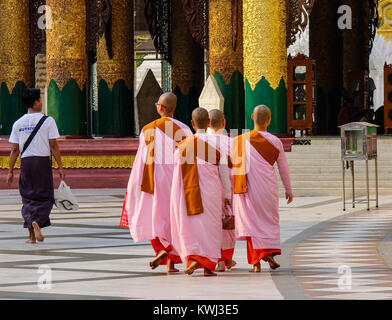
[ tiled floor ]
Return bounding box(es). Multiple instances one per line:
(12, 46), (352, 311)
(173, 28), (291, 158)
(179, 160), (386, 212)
(0, 189), (391, 300)
(292, 210), (392, 300)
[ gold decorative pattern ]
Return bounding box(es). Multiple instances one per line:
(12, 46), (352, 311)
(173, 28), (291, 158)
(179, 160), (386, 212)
(97, 0), (134, 90)
(170, 0), (204, 95)
(0, 0), (33, 89)
(209, 0), (243, 84)
(0, 155), (135, 169)
(243, 0), (287, 90)
(378, 0), (392, 42)
(46, 0), (88, 90)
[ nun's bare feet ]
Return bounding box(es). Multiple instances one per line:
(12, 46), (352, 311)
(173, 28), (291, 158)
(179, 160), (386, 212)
(32, 222), (44, 242)
(216, 261), (226, 272)
(184, 260), (200, 275)
(149, 250), (168, 269)
(225, 259), (237, 270)
(167, 259), (179, 273)
(265, 255), (280, 270)
(204, 268), (217, 276)
(249, 262), (261, 273)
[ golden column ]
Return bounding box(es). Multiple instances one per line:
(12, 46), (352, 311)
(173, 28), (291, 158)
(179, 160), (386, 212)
(46, 0), (88, 136)
(170, 0), (205, 126)
(97, 0), (134, 136)
(0, 0), (32, 135)
(209, 0), (244, 130)
(379, 0), (392, 43)
(243, 0), (287, 132)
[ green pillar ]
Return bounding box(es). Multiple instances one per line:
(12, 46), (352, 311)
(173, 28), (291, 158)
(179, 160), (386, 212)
(46, 0), (88, 136)
(209, 0), (245, 131)
(0, 0), (32, 135)
(97, 0), (135, 136)
(243, 0), (287, 133)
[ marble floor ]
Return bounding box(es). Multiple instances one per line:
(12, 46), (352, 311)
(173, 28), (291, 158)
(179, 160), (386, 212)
(0, 189), (391, 300)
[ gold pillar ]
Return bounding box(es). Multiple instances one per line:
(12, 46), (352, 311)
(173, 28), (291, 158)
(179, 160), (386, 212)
(243, 0), (287, 92)
(209, 0), (244, 129)
(0, 0), (32, 89)
(243, 0), (287, 132)
(96, 0), (135, 136)
(97, 0), (134, 90)
(46, 0), (88, 136)
(209, 0), (243, 83)
(0, 0), (32, 135)
(170, 0), (204, 126)
(46, 0), (88, 90)
(378, 0), (392, 43)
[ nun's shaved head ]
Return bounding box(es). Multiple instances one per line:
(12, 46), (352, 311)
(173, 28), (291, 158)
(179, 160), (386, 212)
(253, 105), (271, 126)
(158, 92), (177, 113)
(209, 109), (225, 129)
(192, 107), (209, 129)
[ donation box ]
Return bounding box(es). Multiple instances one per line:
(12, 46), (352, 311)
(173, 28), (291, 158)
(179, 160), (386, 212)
(339, 122), (379, 211)
(339, 122), (378, 161)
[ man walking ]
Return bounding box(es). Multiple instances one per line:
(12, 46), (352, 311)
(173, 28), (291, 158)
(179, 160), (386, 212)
(7, 88), (64, 243)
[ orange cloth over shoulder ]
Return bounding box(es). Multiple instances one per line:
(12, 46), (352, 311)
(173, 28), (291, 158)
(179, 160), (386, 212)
(176, 136), (221, 216)
(232, 130), (280, 194)
(140, 117), (188, 194)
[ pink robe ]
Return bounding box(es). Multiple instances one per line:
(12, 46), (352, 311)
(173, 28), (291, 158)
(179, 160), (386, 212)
(207, 133), (236, 254)
(233, 131), (292, 250)
(170, 133), (225, 265)
(124, 118), (192, 250)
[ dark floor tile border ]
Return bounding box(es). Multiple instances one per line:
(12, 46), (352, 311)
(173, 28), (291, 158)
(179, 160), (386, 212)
(272, 204), (392, 300)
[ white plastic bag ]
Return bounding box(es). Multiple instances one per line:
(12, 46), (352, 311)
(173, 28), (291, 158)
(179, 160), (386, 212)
(55, 180), (79, 213)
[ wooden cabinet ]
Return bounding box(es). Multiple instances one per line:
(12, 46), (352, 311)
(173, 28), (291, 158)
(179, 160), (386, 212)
(287, 54), (316, 136)
(384, 64), (392, 133)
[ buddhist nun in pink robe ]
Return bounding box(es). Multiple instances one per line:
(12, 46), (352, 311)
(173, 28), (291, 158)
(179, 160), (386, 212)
(207, 109), (236, 272)
(120, 93), (192, 273)
(170, 108), (231, 276)
(232, 105), (293, 272)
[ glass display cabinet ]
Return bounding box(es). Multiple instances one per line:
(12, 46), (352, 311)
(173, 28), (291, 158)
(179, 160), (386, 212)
(287, 54), (316, 136)
(340, 122), (378, 160)
(339, 122), (379, 212)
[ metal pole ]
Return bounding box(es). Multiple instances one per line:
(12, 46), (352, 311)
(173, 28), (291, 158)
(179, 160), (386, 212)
(351, 160), (355, 208)
(375, 156), (379, 208)
(342, 160), (346, 211)
(366, 159), (370, 211)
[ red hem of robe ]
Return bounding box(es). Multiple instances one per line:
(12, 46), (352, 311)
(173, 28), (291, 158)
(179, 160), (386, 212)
(119, 192), (129, 229)
(186, 255), (216, 272)
(246, 237), (281, 265)
(151, 237), (182, 265)
(218, 248), (235, 262)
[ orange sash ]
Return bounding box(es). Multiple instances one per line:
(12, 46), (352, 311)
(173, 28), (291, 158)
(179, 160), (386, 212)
(141, 117), (188, 194)
(232, 130), (280, 194)
(177, 136), (221, 216)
